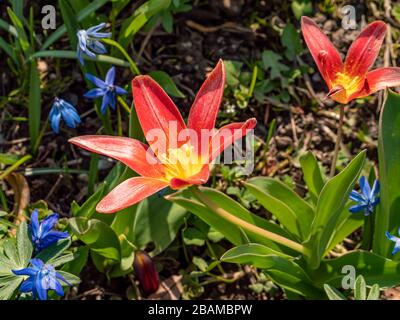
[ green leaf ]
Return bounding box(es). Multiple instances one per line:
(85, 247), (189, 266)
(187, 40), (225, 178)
(149, 71), (185, 98)
(354, 275), (366, 300)
(0, 18), (18, 37)
(69, 217), (121, 261)
(0, 277), (22, 300)
(323, 284), (346, 300)
(0, 153), (22, 166)
(299, 151), (325, 203)
(221, 243), (293, 267)
(161, 11), (173, 33)
(62, 246), (89, 276)
(7, 7), (30, 54)
(305, 151), (366, 269)
(367, 284), (381, 300)
(316, 250), (400, 288)
(57, 270), (81, 285)
(192, 256), (208, 272)
(118, 0), (171, 49)
(183, 227), (206, 246)
(59, 0), (80, 49)
(244, 177), (314, 241)
(281, 23), (302, 60)
(35, 238), (71, 263)
(41, 0), (109, 50)
(16, 221), (33, 267)
(30, 50), (131, 67)
(48, 253), (75, 268)
(375, 90), (400, 256)
(167, 187), (297, 255)
(0, 37), (18, 64)
(28, 61), (41, 152)
(133, 194), (187, 255)
(291, 0), (313, 20)
(261, 50), (289, 79)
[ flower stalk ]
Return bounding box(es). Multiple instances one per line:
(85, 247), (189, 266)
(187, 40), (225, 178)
(330, 106), (345, 177)
(189, 185), (306, 254)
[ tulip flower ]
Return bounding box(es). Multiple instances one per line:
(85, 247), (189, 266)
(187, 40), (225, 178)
(301, 17), (400, 104)
(133, 251), (159, 296)
(69, 60), (256, 213)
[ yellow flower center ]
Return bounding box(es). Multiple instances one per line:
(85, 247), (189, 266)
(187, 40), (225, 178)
(157, 142), (205, 182)
(332, 72), (363, 98)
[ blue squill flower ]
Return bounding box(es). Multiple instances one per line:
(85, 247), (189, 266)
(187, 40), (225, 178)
(13, 259), (70, 300)
(386, 229), (400, 255)
(29, 209), (69, 252)
(49, 97), (81, 134)
(84, 66), (127, 114)
(76, 22), (111, 65)
(349, 176), (380, 216)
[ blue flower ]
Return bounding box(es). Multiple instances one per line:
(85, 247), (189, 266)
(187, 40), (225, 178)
(348, 176), (380, 216)
(29, 209), (69, 252)
(77, 22), (111, 65)
(12, 259), (70, 300)
(49, 97), (81, 134)
(84, 66), (127, 114)
(386, 229), (400, 255)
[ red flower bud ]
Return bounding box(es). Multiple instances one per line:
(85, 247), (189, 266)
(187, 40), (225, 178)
(133, 250), (159, 296)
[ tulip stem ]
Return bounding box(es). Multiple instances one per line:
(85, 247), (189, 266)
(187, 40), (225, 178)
(330, 106), (345, 177)
(189, 186), (306, 254)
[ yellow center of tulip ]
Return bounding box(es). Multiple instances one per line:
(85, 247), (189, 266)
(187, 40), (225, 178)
(158, 143), (205, 181)
(331, 72), (363, 102)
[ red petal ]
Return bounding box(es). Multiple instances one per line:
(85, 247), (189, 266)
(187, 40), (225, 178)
(209, 118), (257, 162)
(132, 76), (187, 152)
(301, 16), (343, 88)
(349, 67), (400, 100)
(187, 60), (225, 134)
(96, 177), (168, 213)
(169, 165), (210, 189)
(69, 135), (165, 178)
(344, 21), (386, 77)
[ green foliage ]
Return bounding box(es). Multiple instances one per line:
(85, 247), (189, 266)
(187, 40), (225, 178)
(324, 275), (382, 300)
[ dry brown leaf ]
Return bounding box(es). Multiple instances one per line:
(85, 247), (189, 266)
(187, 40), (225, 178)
(4, 172), (30, 225)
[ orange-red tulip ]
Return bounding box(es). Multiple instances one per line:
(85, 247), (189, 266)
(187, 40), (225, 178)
(301, 16), (400, 104)
(69, 60), (256, 213)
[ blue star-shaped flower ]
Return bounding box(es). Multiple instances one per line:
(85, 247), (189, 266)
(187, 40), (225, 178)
(348, 176), (380, 216)
(29, 209), (69, 252)
(12, 259), (70, 300)
(385, 229), (400, 255)
(76, 22), (111, 65)
(84, 66), (127, 114)
(49, 97), (81, 134)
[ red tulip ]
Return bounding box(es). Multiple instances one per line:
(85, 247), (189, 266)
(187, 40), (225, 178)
(133, 250), (159, 296)
(301, 17), (400, 104)
(69, 60), (256, 213)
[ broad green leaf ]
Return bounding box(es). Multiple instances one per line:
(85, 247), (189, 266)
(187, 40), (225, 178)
(149, 70), (185, 98)
(324, 204), (364, 255)
(48, 253), (75, 268)
(168, 187), (298, 255)
(299, 151), (325, 203)
(305, 151), (366, 269)
(133, 194), (187, 256)
(41, 0), (109, 50)
(16, 221), (33, 267)
(0, 278), (22, 300)
(323, 284), (346, 300)
(28, 61), (41, 152)
(375, 90), (400, 257)
(315, 250), (400, 288)
(221, 243), (293, 267)
(3, 239), (19, 268)
(108, 235), (136, 278)
(193, 256), (208, 272)
(261, 255), (322, 298)
(69, 217), (121, 261)
(244, 177), (314, 241)
(35, 238), (71, 263)
(57, 270), (81, 285)
(62, 246), (89, 276)
(118, 0), (171, 49)
(183, 227), (206, 246)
